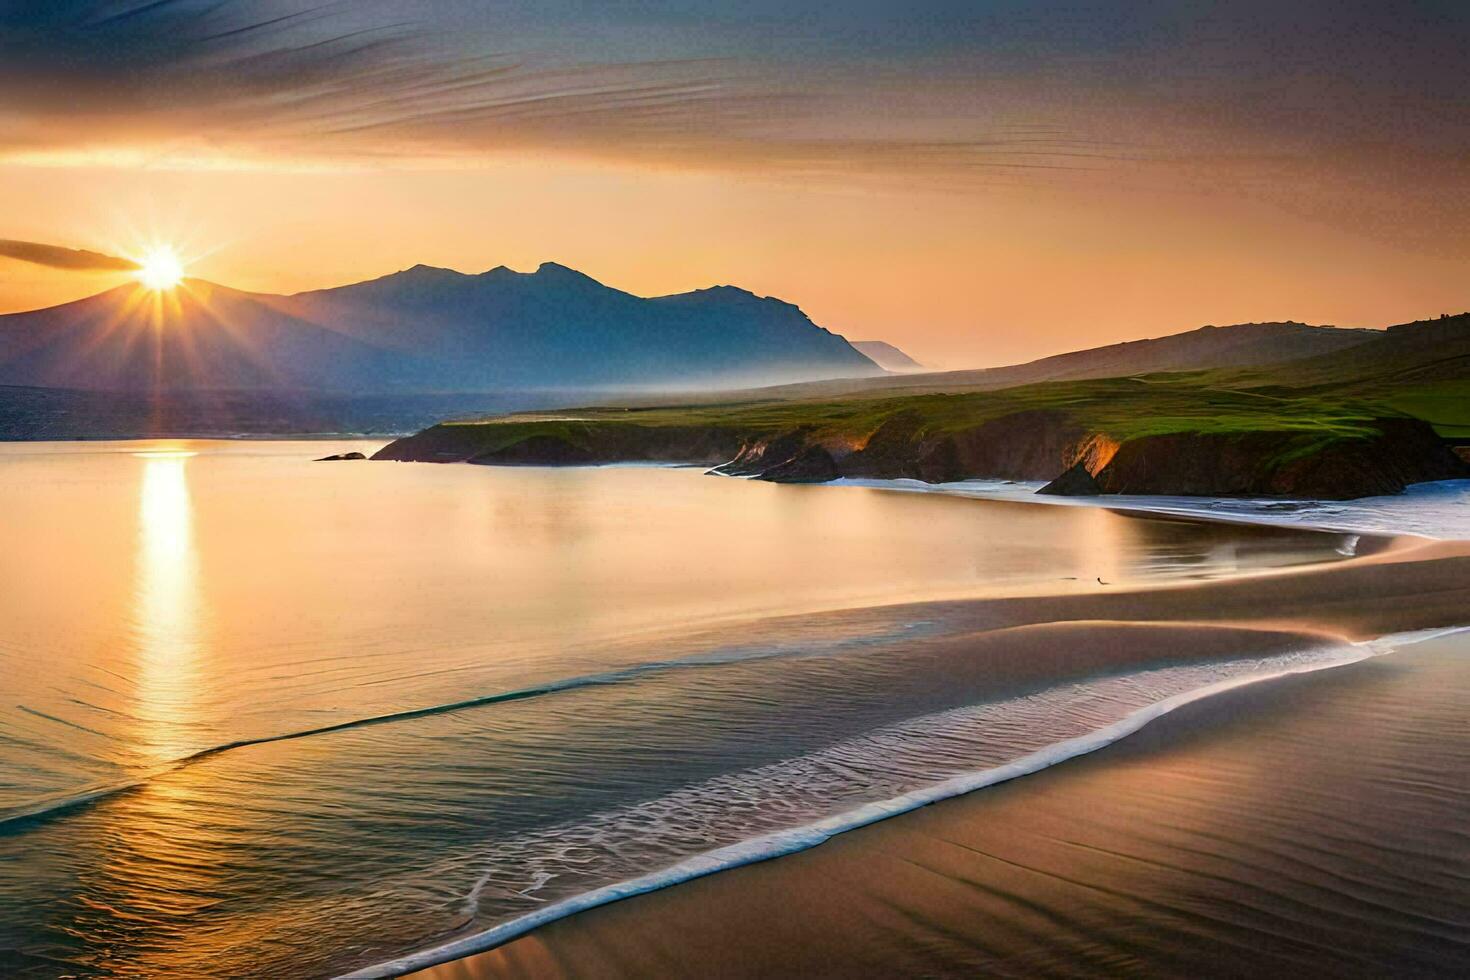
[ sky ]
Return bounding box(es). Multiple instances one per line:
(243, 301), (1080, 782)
(1, 1), (1466, 368)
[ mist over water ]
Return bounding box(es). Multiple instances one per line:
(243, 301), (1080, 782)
(0, 442), (1367, 977)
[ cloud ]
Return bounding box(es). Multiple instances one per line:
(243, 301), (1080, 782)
(2, 0), (1469, 259)
(0, 239), (137, 272)
(0, 1), (1116, 176)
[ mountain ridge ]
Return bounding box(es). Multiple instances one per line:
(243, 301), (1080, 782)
(0, 263), (882, 393)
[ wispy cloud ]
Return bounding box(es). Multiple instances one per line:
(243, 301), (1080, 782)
(0, 239), (137, 272)
(0, 2), (1117, 177)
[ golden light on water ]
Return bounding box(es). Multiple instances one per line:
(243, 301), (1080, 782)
(135, 246), (186, 291)
(131, 448), (203, 765)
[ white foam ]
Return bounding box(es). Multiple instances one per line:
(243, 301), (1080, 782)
(829, 476), (1470, 541)
(337, 625), (1467, 979)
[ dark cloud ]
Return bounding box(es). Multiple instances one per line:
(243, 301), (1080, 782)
(0, 1), (1116, 173)
(0, 239), (137, 272)
(0, 2), (769, 157)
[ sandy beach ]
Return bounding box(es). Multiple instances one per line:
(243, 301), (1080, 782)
(416, 630), (1470, 979)
(406, 535), (1470, 979)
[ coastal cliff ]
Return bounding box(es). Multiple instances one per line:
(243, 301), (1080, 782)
(375, 317), (1470, 499)
(374, 409), (1467, 500)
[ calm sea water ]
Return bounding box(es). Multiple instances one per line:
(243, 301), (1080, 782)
(0, 441), (1367, 978)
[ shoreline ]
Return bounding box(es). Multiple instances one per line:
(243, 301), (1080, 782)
(333, 555), (1470, 975)
(413, 629), (1470, 979)
(827, 473), (1470, 541)
(324, 471), (1470, 979)
(341, 624), (1465, 979)
(15, 435), (1465, 541)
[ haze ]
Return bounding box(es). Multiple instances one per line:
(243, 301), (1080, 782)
(3, 1), (1466, 369)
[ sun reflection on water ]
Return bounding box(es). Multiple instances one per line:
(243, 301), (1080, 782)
(131, 449), (203, 766)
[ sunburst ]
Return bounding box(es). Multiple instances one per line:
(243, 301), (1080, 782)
(136, 246), (186, 291)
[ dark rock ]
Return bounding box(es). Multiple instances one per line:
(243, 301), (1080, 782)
(712, 430), (812, 477)
(759, 445), (840, 483)
(1037, 461), (1102, 496)
(315, 451), (366, 461)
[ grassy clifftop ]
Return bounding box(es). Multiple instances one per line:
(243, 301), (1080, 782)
(375, 317), (1470, 499)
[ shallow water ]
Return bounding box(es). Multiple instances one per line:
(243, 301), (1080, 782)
(0, 441), (1370, 977)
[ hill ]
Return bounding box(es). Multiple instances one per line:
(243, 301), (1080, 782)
(616, 320), (1381, 406)
(0, 263), (881, 394)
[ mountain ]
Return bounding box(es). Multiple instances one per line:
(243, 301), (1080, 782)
(0, 263), (881, 393)
(851, 341), (924, 372)
(276, 262), (880, 388)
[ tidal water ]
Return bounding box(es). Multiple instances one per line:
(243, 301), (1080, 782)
(0, 441), (1372, 978)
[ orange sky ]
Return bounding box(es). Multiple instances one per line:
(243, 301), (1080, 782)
(2, 2), (1466, 370)
(4, 157), (1465, 370)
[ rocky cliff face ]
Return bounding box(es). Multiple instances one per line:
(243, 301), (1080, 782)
(1061, 420), (1464, 498)
(376, 410), (1469, 499)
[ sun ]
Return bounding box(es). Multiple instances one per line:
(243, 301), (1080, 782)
(136, 246), (186, 291)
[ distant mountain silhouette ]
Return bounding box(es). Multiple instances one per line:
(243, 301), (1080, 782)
(851, 341), (924, 372)
(0, 263), (880, 392)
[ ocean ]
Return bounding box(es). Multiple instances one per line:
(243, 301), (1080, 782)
(0, 440), (1458, 978)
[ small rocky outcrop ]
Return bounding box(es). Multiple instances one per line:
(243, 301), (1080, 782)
(1037, 461), (1101, 496)
(711, 431), (838, 482)
(712, 431), (812, 477)
(315, 451), (366, 461)
(760, 445), (840, 483)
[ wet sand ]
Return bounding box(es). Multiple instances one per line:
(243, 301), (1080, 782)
(408, 539), (1470, 979)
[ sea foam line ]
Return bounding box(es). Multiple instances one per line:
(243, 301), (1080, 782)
(827, 476), (1470, 542)
(336, 624), (1468, 980)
